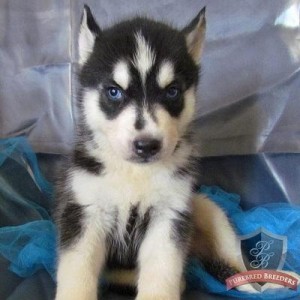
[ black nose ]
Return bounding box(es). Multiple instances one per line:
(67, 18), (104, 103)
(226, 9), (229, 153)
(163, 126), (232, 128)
(133, 138), (161, 159)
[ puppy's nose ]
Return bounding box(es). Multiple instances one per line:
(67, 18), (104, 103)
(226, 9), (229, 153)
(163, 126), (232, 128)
(133, 138), (161, 159)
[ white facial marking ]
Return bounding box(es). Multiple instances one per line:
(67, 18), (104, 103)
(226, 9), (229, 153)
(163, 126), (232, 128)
(157, 61), (175, 88)
(178, 86), (196, 133)
(142, 109), (158, 133)
(155, 107), (179, 157)
(83, 89), (105, 133)
(83, 89), (136, 160)
(108, 105), (137, 158)
(133, 32), (156, 83)
(113, 60), (131, 90)
(78, 9), (96, 66)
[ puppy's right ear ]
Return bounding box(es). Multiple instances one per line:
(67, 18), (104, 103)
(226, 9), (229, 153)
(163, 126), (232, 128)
(79, 5), (101, 66)
(182, 7), (206, 65)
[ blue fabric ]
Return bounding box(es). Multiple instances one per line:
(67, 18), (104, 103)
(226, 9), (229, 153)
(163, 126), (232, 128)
(0, 137), (56, 279)
(185, 186), (300, 299)
(0, 137), (300, 299)
(0, 137), (52, 225)
(0, 137), (52, 200)
(0, 221), (56, 280)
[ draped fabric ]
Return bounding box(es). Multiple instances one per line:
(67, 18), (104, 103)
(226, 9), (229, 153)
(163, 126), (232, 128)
(1, 0), (299, 156)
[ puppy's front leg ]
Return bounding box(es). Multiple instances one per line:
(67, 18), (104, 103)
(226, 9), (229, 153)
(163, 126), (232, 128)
(137, 212), (190, 300)
(55, 225), (106, 300)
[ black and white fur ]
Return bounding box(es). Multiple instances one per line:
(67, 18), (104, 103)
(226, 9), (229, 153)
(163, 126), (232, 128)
(54, 6), (252, 300)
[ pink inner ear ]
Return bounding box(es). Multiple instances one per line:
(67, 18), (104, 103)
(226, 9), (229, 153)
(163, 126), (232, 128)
(183, 8), (206, 64)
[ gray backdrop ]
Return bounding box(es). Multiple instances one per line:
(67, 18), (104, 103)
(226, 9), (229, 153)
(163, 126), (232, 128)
(1, 0), (299, 156)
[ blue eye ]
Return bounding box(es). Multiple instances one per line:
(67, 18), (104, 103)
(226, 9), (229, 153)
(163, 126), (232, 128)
(106, 87), (123, 101)
(166, 86), (180, 99)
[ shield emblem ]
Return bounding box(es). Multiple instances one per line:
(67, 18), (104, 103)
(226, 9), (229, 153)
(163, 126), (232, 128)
(239, 227), (287, 292)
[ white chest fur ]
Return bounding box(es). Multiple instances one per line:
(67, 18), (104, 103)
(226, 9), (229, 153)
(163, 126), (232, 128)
(70, 163), (193, 230)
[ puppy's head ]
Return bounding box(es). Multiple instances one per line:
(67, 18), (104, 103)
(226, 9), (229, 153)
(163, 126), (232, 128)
(78, 5), (206, 164)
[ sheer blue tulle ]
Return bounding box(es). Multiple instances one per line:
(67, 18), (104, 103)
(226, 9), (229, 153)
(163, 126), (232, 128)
(0, 137), (56, 279)
(0, 137), (300, 299)
(0, 220), (56, 279)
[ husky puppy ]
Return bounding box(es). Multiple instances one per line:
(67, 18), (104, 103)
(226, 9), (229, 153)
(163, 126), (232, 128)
(54, 5), (244, 300)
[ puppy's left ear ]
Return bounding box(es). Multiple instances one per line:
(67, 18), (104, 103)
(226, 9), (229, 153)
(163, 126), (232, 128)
(78, 5), (101, 66)
(182, 7), (206, 64)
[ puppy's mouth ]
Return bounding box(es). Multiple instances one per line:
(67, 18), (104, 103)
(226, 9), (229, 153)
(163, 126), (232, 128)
(128, 154), (160, 164)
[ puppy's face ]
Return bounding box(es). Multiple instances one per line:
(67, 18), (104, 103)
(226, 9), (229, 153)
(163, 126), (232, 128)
(79, 6), (205, 163)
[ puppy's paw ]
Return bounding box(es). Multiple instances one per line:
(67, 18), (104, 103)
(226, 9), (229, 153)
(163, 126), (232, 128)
(136, 297), (177, 300)
(55, 290), (98, 300)
(136, 293), (180, 300)
(235, 283), (259, 293)
(55, 296), (98, 300)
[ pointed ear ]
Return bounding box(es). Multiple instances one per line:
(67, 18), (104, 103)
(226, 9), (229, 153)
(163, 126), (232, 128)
(78, 5), (101, 65)
(182, 7), (206, 64)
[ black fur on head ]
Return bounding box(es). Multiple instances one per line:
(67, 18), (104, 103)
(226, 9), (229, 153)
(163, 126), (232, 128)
(78, 5), (206, 120)
(80, 17), (198, 87)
